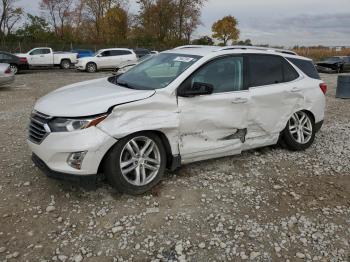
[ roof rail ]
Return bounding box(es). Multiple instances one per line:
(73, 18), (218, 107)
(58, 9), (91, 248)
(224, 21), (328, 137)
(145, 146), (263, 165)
(215, 45), (298, 55)
(173, 45), (214, 50)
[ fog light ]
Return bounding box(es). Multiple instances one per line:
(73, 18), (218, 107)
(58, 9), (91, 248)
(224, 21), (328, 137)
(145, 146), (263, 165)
(67, 151), (87, 170)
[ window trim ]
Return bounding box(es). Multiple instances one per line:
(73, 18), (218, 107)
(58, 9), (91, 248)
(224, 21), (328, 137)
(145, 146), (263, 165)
(177, 54), (248, 96)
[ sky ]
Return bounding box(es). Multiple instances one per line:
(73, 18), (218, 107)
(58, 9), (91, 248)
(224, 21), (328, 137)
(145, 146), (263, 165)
(18, 0), (350, 47)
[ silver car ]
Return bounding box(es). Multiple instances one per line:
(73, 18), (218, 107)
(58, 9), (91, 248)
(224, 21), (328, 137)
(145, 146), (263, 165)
(0, 63), (15, 86)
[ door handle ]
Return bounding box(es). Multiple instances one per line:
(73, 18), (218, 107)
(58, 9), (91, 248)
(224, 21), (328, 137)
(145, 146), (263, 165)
(232, 97), (248, 104)
(291, 87), (301, 93)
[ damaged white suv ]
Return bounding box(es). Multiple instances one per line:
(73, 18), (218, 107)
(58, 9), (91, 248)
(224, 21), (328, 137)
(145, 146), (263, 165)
(28, 46), (326, 194)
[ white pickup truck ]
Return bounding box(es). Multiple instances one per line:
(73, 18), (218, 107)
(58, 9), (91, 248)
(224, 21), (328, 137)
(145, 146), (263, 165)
(16, 47), (77, 69)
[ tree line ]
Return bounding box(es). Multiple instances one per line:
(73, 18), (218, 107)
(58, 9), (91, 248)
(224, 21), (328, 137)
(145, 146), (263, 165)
(1, 0), (248, 51)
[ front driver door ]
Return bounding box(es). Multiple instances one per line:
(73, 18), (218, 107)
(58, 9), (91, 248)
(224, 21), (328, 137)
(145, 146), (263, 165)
(178, 56), (250, 163)
(30, 48), (52, 65)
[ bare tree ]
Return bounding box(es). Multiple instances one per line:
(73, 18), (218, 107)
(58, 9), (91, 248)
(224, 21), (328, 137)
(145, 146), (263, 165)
(0, 0), (23, 37)
(40, 0), (74, 39)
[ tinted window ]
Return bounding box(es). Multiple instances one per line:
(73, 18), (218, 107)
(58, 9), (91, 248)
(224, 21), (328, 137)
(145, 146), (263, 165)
(42, 49), (51, 54)
(287, 58), (320, 79)
(248, 55), (283, 87)
(30, 49), (42, 55)
(282, 59), (299, 82)
(0, 53), (13, 60)
(100, 51), (111, 57)
(110, 50), (132, 56)
(30, 49), (50, 55)
(192, 56), (244, 93)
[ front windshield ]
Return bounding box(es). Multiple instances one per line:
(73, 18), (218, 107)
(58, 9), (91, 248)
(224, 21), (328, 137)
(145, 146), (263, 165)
(116, 53), (202, 90)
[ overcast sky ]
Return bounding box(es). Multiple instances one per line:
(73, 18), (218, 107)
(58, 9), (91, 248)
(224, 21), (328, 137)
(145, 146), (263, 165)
(18, 0), (350, 47)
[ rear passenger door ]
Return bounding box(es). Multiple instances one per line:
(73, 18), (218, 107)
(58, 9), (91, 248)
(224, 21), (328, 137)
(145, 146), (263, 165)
(246, 54), (303, 145)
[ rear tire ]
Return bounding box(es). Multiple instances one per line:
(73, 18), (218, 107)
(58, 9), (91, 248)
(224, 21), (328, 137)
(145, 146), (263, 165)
(86, 62), (97, 73)
(104, 132), (166, 195)
(281, 111), (316, 151)
(9, 64), (18, 74)
(60, 59), (71, 69)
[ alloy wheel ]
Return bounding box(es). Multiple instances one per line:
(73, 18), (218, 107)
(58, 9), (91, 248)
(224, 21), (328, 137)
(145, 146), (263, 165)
(87, 63), (96, 73)
(120, 136), (161, 186)
(10, 64), (18, 74)
(288, 111), (313, 144)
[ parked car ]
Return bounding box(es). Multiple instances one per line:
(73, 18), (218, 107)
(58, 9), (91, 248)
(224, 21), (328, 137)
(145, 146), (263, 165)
(15, 47), (77, 69)
(316, 56), (350, 73)
(115, 54), (154, 74)
(0, 63), (15, 86)
(71, 49), (94, 59)
(76, 48), (137, 73)
(0, 51), (28, 74)
(133, 48), (151, 58)
(28, 45), (326, 195)
(150, 51), (159, 55)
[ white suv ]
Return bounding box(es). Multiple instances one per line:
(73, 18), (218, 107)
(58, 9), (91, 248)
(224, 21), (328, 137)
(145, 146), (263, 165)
(76, 48), (137, 73)
(28, 46), (326, 195)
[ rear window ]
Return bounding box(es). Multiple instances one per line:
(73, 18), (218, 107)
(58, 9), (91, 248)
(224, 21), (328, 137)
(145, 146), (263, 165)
(286, 58), (320, 79)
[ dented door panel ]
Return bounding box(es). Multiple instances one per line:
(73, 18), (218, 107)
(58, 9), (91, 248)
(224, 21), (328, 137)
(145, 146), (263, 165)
(178, 91), (250, 161)
(248, 81), (305, 139)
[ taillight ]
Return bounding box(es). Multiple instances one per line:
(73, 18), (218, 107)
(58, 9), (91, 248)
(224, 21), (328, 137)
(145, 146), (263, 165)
(319, 83), (327, 95)
(19, 57), (27, 63)
(5, 67), (11, 74)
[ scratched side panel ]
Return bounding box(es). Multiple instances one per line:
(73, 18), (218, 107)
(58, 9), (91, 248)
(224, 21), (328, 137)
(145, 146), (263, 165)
(98, 91), (180, 155)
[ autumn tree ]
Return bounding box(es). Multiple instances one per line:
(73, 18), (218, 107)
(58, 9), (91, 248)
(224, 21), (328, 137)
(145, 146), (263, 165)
(192, 35), (214, 45)
(212, 15), (239, 46)
(101, 6), (128, 44)
(84, 0), (128, 42)
(135, 0), (205, 46)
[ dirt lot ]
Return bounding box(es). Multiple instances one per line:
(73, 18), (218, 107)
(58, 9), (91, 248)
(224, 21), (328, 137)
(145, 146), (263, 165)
(0, 70), (349, 262)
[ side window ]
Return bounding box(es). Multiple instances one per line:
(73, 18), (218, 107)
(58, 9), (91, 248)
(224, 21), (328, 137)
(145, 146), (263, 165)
(248, 54), (283, 87)
(282, 59), (299, 82)
(192, 56), (244, 93)
(29, 49), (42, 55)
(286, 58), (320, 80)
(42, 49), (51, 54)
(101, 51), (111, 57)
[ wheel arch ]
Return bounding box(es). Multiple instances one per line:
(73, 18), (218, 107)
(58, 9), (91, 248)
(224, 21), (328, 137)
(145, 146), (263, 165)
(97, 130), (178, 174)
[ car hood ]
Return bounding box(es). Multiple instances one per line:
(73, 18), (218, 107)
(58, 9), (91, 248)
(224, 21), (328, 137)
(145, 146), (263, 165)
(34, 77), (155, 117)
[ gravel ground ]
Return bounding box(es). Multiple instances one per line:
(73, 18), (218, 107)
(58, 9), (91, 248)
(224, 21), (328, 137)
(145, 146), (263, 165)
(0, 70), (349, 262)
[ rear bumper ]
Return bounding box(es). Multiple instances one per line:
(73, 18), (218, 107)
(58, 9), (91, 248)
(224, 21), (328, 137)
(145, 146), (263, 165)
(0, 75), (14, 86)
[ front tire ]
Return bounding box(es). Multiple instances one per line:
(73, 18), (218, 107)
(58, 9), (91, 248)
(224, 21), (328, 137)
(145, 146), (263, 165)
(104, 132), (166, 195)
(86, 62), (97, 73)
(281, 111), (315, 151)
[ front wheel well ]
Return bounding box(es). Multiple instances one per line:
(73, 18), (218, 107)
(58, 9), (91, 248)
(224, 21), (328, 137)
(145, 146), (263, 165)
(98, 130), (177, 174)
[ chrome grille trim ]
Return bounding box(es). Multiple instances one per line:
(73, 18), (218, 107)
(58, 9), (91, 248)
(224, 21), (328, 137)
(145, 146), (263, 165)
(28, 111), (52, 144)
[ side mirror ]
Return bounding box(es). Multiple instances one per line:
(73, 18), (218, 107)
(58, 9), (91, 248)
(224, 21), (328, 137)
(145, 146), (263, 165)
(96, 54), (102, 57)
(178, 82), (214, 97)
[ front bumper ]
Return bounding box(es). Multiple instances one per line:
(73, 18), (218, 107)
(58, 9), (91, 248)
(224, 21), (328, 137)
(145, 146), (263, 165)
(32, 153), (97, 184)
(28, 126), (117, 176)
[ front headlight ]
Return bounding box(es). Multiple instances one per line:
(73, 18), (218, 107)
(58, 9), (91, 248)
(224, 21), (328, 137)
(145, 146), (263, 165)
(48, 114), (108, 132)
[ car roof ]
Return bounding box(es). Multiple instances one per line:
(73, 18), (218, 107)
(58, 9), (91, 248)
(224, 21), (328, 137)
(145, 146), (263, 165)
(99, 48), (133, 52)
(163, 45), (311, 61)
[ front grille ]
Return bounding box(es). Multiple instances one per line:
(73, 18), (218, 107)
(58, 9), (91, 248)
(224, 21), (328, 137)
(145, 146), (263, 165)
(28, 111), (52, 144)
